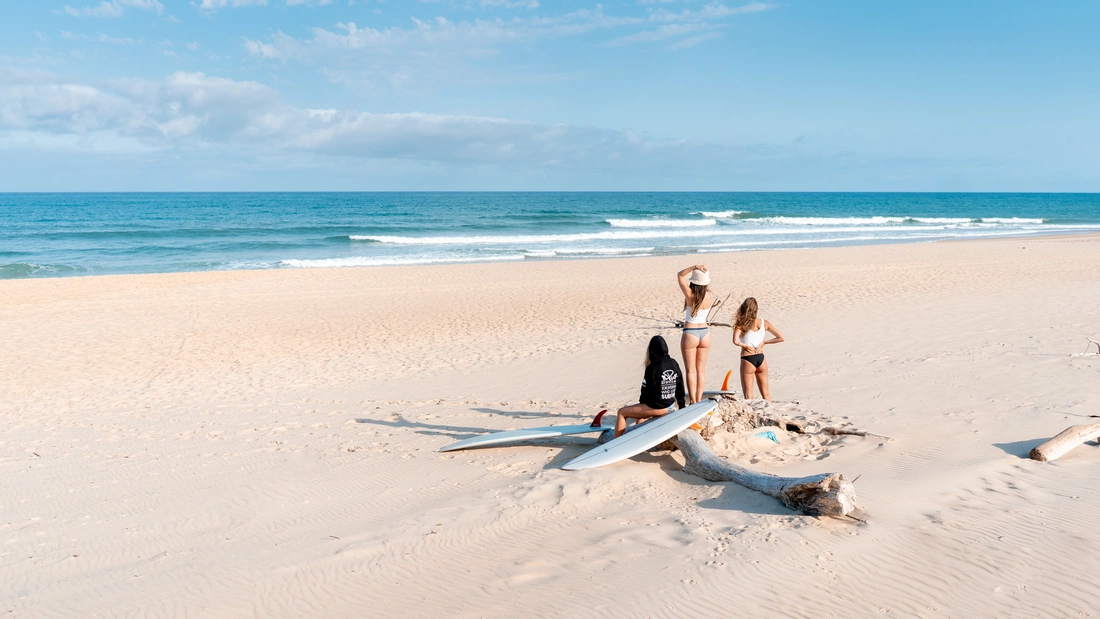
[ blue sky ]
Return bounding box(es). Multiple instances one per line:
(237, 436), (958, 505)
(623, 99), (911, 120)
(1, 0), (1097, 190)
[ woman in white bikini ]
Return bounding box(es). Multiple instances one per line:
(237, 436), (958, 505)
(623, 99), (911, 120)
(732, 297), (785, 401)
(677, 264), (713, 404)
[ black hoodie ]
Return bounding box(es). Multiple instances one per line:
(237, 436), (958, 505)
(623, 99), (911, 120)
(639, 335), (687, 410)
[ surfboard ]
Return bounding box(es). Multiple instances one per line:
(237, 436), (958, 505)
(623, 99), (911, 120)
(439, 410), (610, 452)
(561, 399), (718, 470)
(701, 390), (739, 398)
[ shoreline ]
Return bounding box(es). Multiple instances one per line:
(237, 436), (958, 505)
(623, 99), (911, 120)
(5, 229), (1100, 285)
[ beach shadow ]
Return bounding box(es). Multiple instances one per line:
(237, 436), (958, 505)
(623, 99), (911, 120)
(993, 438), (1045, 459)
(472, 408), (566, 420)
(696, 482), (796, 516)
(354, 417), (491, 440)
(540, 442), (601, 469)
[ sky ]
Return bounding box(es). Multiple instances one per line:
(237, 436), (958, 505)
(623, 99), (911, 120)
(0, 0), (1097, 191)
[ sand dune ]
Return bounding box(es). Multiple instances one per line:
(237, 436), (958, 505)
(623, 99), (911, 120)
(3, 235), (1100, 617)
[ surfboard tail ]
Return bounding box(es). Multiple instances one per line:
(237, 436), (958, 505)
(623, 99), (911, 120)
(590, 410), (608, 428)
(720, 369), (733, 391)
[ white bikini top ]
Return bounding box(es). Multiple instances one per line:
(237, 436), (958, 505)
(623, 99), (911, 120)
(741, 317), (766, 347)
(684, 303), (711, 324)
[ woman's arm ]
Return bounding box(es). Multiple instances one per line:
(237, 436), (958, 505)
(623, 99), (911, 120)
(759, 320), (785, 349)
(677, 264), (706, 298)
(732, 328), (755, 353)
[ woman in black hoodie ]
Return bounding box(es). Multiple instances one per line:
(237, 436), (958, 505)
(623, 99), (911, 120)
(613, 335), (688, 438)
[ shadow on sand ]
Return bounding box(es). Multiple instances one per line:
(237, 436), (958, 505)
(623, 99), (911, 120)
(993, 438), (1045, 459)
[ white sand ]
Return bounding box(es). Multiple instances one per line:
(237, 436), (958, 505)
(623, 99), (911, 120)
(3, 235), (1100, 617)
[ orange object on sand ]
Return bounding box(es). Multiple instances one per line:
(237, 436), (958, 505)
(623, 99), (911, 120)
(720, 369), (733, 391)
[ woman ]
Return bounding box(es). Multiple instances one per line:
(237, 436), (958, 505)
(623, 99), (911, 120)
(614, 335), (687, 438)
(677, 264), (713, 404)
(732, 297), (785, 402)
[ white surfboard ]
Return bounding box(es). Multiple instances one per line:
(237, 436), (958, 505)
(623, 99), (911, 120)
(439, 411), (610, 452)
(561, 399), (718, 470)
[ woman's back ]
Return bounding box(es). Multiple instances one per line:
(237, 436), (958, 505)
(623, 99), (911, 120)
(741, 317), (766, 348)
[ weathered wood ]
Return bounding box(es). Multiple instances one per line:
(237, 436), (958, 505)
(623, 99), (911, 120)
(672, 429), (858, 518)
(1029, 423), (1100, 462)
(823, 426), (894, 442)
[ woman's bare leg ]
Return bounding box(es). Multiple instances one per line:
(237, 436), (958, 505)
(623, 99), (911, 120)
(740, 358), (756, 399)
(755, 358), (771, 402)
(680, 333), (700, 404)
(615, 403), (669, 438)
(693, 334), (711, 403)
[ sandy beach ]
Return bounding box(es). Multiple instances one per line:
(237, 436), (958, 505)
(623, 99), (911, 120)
(3, 234), (1100, 617)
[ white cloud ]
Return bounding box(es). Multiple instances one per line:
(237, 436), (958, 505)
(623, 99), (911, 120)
(199, 0), (269, 9)
(0, 69), (739, 172)
(244, 2), (772, 63)
(478, 0), (540, 8)
(608, 22), (715, 45)
(61, 30), (142, 45)
(666, 31), (722, 50)
(62, 0), (164, 18)
(201, 0), (335, 7)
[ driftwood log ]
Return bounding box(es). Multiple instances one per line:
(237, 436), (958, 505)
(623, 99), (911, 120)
(672, 396), (857, 518)
(672, 430), (858, 518)
(602, 396), (860, 517)
(1029, 422), (1100, 462)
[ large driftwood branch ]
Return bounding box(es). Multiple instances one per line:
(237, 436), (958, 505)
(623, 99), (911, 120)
(1030, 423), (1100, 462)
(672, 429), (858, 518)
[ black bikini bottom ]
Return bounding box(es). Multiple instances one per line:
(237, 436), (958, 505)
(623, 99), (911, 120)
(741, 353), (765, 368)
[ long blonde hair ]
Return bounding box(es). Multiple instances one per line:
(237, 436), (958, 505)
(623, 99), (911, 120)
(734, 297), (759, 333)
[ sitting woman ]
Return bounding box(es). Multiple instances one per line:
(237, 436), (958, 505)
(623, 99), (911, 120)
(614, 335), (687, 438)
(732, 297), (785, 402)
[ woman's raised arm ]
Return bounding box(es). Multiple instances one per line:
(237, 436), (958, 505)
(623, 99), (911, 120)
(677, 264), (706, 297)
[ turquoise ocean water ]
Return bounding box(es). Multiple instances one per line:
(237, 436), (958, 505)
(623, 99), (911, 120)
(2, 193), (1099, 279)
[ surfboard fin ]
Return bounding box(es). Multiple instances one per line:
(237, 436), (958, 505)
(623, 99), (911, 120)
(720, 369), (733, 391)
(590, 410), (608, 428)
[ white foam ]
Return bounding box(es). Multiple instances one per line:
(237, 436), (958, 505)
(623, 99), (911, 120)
(352, 225), (948, 245)
(979, 217), (1045, 224)
(756, 215), (1051, 226)
(348, 219), (1088, 248)
(606, 218), (716, 228)
(760, 216), (975, 226)
(696, 210), (745, 218)
(524, 246), (655, 258)
(555, 246), (655, 255)
(280, 255), (523, 268)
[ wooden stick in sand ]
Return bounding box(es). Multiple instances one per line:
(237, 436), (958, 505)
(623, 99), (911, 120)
(672, 430), (858, 518)
(823, 426), (894, 442)
(1029, 422), (1100, 462)
(1085, 337), (1100, 355)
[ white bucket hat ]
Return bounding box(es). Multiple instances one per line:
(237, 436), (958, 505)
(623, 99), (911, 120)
(688, 269), (710, 286)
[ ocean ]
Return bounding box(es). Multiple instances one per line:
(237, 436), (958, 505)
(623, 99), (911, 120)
(2, 192), (1099, 279)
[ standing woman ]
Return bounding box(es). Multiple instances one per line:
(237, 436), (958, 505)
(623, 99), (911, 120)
(677, 264), (713, 404)
(733, 297), (784, 401)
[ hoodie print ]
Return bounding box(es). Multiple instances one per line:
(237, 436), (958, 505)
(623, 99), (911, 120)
(660, 369), (678, 400)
